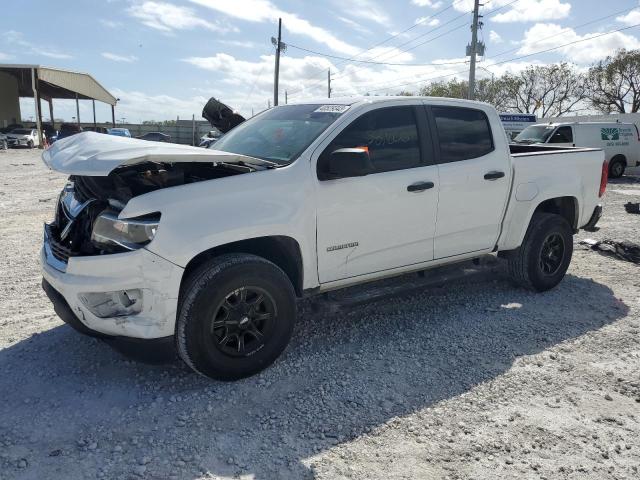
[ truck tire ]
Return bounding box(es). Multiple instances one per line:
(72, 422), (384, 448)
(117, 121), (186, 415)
(176, 253), (296, 381)
(608, 156), (626, 179)
(507, 213), (573, 292)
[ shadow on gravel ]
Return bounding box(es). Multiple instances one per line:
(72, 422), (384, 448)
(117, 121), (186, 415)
(609, 173), (640, 185)
(0, 272), (629, 480)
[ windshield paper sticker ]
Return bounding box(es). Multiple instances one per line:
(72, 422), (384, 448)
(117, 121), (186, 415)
(314, 105), (350, 113)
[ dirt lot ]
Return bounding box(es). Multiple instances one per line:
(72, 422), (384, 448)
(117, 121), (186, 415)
(0, 147), (639, 480)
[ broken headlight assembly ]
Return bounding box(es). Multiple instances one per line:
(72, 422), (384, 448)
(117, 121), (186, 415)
(91, 210), (160, 252)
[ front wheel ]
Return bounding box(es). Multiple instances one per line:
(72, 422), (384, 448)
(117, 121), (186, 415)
(27, 140), (34, 149)
(507, 213), (573, 292)
(176, 254), (296, 381)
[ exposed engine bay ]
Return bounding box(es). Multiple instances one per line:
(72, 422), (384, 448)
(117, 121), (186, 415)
(43, 97), (253, 267)
(47, 161), (248, 262)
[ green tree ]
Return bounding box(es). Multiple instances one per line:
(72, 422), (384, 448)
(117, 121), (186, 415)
(500, 63), (586, 117)
(587, 49), (640, 113)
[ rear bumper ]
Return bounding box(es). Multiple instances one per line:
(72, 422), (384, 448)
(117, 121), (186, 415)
(582, 205), (603, 232)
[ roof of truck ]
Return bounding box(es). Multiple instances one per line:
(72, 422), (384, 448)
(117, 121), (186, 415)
(536, 121), (637, 127)
(289, 96), (491, 108)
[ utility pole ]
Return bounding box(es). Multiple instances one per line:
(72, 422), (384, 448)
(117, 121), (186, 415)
(271, 18), (286, 106)
(467, 0), (484, 100)
(285, 90), (288, 104)
(328, 68), (331, 98)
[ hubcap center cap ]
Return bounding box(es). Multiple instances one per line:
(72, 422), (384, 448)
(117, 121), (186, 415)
(239, 316), (250, 328)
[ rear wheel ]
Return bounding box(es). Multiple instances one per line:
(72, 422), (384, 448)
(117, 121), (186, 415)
(176, 254), (296, 381)
(507, 213), (573, 292)
(609, 156), (626, 178)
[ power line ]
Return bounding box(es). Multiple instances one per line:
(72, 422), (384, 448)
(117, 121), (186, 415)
(286, 42), (469, 67)
(487, 5), (639, 60)
(337, 5), (639, 93)
(287, 0), (472, 96)
(288, 19), (471, 96)
(290, 0), (518, 97)
(360, 22), (640, 95)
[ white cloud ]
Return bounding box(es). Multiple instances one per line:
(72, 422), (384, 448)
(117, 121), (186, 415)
(454, 0), (570, 23)
(218, 40), (261, 49)
(190, 0), (361, 55)
(3, 30), (72, 59)
(109, 88), (210, 123)
(412, 0), (443, 7)
(416, 17), (440, 27)
(100, 19), (123, 28)
(518, 23), (640, 64)
(337, 16), (372, 35)
(489, 30), (503, 43)
(128, 1), (231, 33)
(0, 52), (12, 60)
(617, 9), (640, 26)
(102, 52), (138, 63)
(338, 0), (390, 26)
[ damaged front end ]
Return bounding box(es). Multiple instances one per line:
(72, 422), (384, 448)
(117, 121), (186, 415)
(45, 160), (247, 269)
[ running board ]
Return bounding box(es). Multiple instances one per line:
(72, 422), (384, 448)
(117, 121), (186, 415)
(310, 256), (502, 313)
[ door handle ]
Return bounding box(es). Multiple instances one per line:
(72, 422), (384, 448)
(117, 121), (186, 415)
(407, 181), (435, 192)
(484, 171), (505, 180)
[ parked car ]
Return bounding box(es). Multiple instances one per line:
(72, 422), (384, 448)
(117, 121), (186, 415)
(0, 123), (23, 134)
(83, 126), (110, 134)
(108, 128), (131, 138)
(198, 130), (222, 148)
(137, 132), (171, 142)
(40, 98), (607, 381)
(6, 128), (40, 148)
(56, 123), (82, 142)
(513, 121), (640, 178)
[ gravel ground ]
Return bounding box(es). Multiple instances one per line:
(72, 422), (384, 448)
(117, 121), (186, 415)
(0, 148), (639, 480)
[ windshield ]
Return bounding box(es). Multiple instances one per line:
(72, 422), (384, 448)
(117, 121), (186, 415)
(513, 125), (555, 144)
(210, 104), (349, 164)
(12, 129), (31, 134)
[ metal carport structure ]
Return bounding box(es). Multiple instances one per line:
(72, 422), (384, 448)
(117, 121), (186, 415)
(0, 64), (117, 147)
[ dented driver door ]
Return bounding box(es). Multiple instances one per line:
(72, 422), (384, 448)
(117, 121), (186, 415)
(314, 104), (439, 284)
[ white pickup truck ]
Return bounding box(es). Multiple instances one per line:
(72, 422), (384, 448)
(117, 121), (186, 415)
(40, 97), (607, 380)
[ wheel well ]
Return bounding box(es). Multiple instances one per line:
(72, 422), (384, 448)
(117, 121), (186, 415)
(182, 236), (304, 297)
(533, 197), (578, 230)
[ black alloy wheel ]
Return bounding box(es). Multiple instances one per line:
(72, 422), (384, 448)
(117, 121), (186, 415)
(539, 233), (565, 276)
(211, 287), (276, 357)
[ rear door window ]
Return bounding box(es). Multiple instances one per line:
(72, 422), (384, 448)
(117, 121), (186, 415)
(432, 106), (494, 163)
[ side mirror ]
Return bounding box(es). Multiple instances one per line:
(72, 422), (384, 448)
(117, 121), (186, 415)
(323, 147), (372, 179)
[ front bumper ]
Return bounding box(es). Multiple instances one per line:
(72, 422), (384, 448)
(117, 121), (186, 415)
(41, 240), (184, 339)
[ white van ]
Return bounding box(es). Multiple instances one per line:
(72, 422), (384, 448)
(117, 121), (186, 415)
(513, 122), (640, 178)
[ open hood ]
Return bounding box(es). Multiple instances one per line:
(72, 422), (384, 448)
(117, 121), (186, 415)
(42, 132), (260, 176)
(202, 97), (245, 133)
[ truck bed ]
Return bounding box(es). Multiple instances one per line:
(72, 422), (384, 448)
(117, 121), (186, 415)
(496, 145), (605, 252)
(509, 144), (600, 155)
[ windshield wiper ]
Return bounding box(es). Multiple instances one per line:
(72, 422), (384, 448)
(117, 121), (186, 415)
(238, 158), (282, 169)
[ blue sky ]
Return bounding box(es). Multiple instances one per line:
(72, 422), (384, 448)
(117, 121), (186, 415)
(2, 0), (640, 122)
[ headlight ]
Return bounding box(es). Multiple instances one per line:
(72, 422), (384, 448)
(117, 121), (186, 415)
(91, 210), (160, 252)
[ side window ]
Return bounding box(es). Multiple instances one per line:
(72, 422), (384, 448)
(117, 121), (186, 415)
(549, 126), (573, 143)
(319, 106), (421, 175)
(433, 106), (494, 163)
